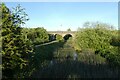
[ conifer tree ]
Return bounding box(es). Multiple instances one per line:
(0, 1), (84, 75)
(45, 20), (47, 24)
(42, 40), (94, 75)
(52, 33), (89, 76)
(1, 3), (32, 78)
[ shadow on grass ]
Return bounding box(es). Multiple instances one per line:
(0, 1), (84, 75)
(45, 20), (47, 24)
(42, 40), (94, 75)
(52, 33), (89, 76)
(22, 41), (66, 77)
(34, 41), (65, 60)
(31, 60), (120, 79)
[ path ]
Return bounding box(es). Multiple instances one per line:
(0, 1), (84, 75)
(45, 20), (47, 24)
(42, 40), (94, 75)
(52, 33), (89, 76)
(35, 41), (58, 47)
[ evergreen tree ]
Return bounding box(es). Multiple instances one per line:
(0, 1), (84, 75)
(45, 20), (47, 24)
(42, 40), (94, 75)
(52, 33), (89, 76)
(1, 3), (32, 78)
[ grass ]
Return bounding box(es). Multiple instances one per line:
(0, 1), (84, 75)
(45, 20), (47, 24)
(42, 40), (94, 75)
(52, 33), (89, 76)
(31, 60), (120, 78)
(23, 41), (65, 78)
(30, 39), (120, 79)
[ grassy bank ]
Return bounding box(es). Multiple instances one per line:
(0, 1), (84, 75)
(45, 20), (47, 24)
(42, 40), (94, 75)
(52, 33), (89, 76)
(30, 38), (120, 78)
(22, 41), (65, 78)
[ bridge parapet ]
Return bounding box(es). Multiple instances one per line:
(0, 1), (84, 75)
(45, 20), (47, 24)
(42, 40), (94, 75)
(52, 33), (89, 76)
(48, 31), (77, 37)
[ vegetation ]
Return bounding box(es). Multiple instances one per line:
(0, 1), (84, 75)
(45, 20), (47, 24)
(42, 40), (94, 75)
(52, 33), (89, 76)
(55, 34), (63, 41)
(31, 37), (120, 78)
(20, 41), (65, 78)
(74, 22), (120, 67)
(1, 3), (64, 78)
(1, 3), (33, 78)
(22, 27), (49, 45)
(67, 28), (71, 31)
(1, 3), (120, 79)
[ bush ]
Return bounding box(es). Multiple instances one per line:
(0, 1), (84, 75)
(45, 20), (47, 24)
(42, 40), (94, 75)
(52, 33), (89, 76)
(74, 22), (120, 67)
(23, 27), (49, 45)
(55, 34), (63, 41)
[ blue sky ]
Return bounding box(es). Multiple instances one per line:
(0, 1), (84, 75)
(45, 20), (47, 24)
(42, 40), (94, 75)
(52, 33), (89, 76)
(5, 2), (118, 31)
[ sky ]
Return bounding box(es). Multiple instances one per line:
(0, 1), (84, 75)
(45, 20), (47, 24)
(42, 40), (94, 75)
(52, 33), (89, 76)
(5, 2), (118, 31)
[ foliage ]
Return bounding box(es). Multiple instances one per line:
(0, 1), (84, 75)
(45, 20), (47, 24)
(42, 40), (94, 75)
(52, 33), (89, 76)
(110, 35), (120, 46)
(1, 3), (33, 78)
(25, 41), (65, 77)
(67, 28), (71, 31)
(75, 27), (112, 51)
(1, 3), (120, 79)
(31, 38), (120, 78)
(22, 27), (49, 45)
(55, 34), (63, 41)
(75, 22), (120, 67)
(83, 21), (115, 30)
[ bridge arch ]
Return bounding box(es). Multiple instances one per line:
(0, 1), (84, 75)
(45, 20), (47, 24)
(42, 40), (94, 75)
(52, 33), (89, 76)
(63, 34), (72, 40)
(48, 31), (76, 38)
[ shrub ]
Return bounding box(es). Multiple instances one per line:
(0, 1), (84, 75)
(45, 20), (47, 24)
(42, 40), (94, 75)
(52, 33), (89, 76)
(55, 34), (63, 41)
